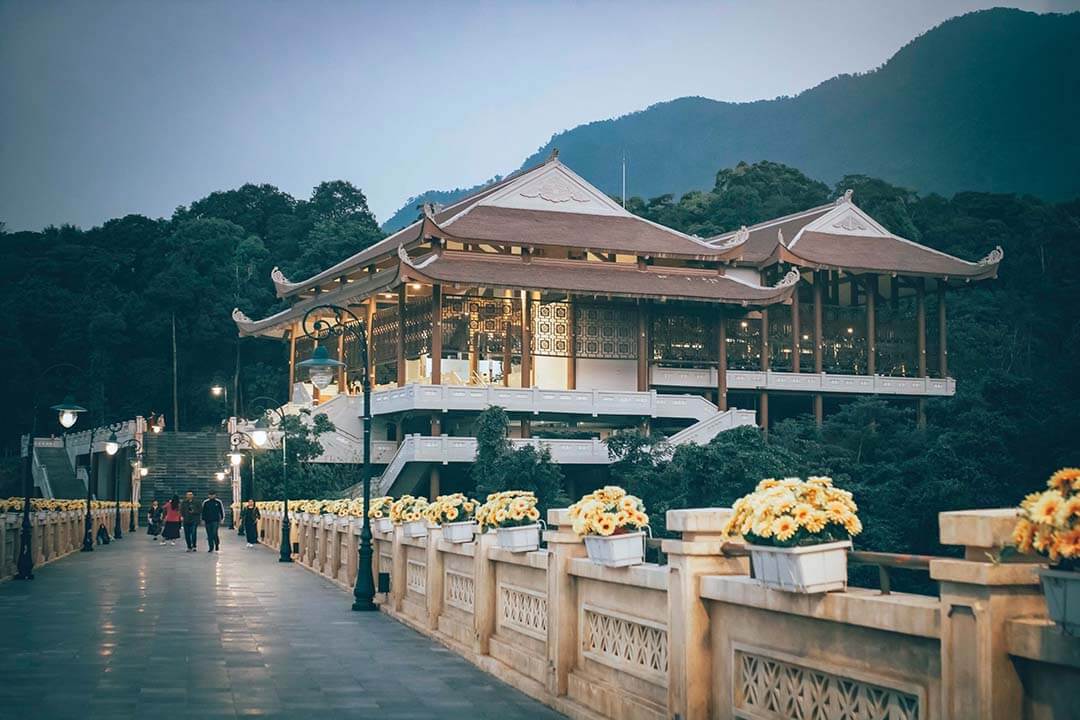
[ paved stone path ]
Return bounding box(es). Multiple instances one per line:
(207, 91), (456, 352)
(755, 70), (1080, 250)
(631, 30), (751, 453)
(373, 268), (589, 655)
(0, 529), (564, 719)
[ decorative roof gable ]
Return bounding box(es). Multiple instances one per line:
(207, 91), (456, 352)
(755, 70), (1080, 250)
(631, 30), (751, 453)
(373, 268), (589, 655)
(473, 161), (627, 217)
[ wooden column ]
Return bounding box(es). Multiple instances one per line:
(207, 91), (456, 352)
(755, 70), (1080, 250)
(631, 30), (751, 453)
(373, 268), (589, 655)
(866, 275), (877, 376)
(716, 307), (728, 411)
(520, 292), (532, 388)
(813, 271), (824, 426)
(790, 284), (801, 373)
(566, 299), (576, 390)
(396, 285), (407, 386)
(759, 308), (769, 432)
(428, 466), (440, 501)
(365, 298), (375, 387)
(937, 281), (948, 378)
(287, 327), (297, 398)
(430, 284), (442, 385)
(637, 303), (650, 392)
(916, 278), (927, 377)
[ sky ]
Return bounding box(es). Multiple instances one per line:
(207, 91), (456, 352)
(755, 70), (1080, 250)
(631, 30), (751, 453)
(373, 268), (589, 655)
(1, 0), (1076, 231)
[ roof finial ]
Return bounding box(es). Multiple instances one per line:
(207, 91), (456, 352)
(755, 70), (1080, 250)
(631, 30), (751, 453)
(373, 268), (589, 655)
(421, 202), (437, 220)
(548, 147), (560, 162)
(773, 267), (802, 289)
(835, 188), (854, 206)
(777, 228), (785, 246)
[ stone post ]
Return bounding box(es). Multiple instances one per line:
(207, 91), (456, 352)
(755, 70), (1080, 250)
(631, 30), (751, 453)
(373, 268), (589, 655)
(391, 525), (407, 613)
(544, 509), (586, 696)
(931, 509), (1044, 720)
(473, 531), (498, 655)
(663, 508), (748, 720)
(426, 525), (445, 631)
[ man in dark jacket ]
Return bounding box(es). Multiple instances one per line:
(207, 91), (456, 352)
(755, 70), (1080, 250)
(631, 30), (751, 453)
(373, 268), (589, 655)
(201, 490), (226, 552)
(180, 491), (200, 552)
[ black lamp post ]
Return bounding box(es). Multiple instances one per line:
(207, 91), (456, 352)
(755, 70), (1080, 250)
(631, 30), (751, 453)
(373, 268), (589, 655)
(17, 382), (87, 580)
(83, 421), (123, 552)
(298, 303), (375, 611)
(247, 397), (290, 562)
(111, 437), (142, 540)
(228, 435), (256, 535)
(131, 464), (147, 532)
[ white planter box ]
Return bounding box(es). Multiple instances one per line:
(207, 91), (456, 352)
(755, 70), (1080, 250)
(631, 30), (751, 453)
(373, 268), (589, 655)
(373, 517), (394, 535)
(1040, 568), (1080, 637)
(404, 519), (428, 538)
(496, 524), (541, 553)
(584, 531), (645, 567)
(748, 540), (851, 594)
(442, 521), (477, 544)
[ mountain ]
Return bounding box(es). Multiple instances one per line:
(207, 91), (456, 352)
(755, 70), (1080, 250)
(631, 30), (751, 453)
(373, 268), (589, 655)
(382, 8), (1080, 232)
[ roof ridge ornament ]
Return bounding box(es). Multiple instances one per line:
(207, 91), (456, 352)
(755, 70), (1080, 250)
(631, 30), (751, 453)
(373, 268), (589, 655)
(548, 148), (559, 162)
(397, 244), (415, 267)
(777, 227), (785, 246)
(977, 245), (1004, 266)
(713, 225), (749, 251)
(773, 267), (802, 289)
(271, 266), (294, 286)
(232, 307), (253, 324)
(421, 202), (437, 220)
(835, 188), (854, 206)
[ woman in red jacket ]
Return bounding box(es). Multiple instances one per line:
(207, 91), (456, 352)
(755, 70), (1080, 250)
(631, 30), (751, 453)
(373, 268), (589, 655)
(161, 495), (182, 546)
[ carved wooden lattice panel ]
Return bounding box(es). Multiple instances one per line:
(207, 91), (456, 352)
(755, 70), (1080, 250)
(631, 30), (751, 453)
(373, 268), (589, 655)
(498, 583), (547, 640)
(574, 303), (637, 359)
(733, 649), (923, 720)
(444, 569), (475, 613)
(403, 296), (432, 359)
(581, 605), (668, 684)
(371, 305), (400, 364)
(406, 559), (426, 595)
(441, 296), (521, 356)
(531, 301), (571, 357)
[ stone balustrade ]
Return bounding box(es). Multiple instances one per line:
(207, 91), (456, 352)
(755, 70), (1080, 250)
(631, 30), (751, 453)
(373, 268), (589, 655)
(258, 507), (1078, 720)
(1, 507), (131, 580)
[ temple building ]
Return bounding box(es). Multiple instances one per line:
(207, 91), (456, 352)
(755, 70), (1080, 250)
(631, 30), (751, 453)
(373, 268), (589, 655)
(232, 154), (1002, 497)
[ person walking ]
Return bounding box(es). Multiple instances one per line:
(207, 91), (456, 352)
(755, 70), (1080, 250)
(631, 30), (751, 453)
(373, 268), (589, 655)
(201, 490), (225, 552)
(161, 495), (182, 546)
(146, 499), (163, 540)
(239, 499), (260, 547)
(180, 491), (200, 552)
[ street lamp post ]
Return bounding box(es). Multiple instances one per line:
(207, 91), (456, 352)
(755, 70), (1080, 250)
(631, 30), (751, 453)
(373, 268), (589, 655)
(132, 465), (148, 532)
(226, 444), (249, 535)
(17, 382), (87, 580)
(111, 437), (142, 540)
(298, 304), (375, 611)
(247, 397), (290, 562)
(83, 421), (123, 552)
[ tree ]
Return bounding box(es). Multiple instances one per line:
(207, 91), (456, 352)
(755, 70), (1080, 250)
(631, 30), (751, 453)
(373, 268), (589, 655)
(471, 407), (566, 510)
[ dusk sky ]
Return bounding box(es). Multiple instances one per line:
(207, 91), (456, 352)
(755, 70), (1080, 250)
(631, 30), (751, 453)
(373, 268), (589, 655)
(2, 0), (1076, 231)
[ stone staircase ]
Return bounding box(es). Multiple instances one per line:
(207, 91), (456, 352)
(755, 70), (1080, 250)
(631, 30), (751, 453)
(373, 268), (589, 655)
(34, 445), (84, 498)
(141, 432), (232, 523)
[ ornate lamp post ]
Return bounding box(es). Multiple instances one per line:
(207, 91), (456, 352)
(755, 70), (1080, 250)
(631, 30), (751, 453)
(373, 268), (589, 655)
(247, 397), (290, 562)
(298, 303), (375, 611)
(17, 386), (87, 580)
(227, 441), (253, 535)
(83, 421), (124, 552)
(111, 437), (142, 539)
(132, 465), (148, 532)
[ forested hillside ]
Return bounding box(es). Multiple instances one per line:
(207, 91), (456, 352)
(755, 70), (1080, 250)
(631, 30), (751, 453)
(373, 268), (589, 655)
(383, 8), (1079, 232)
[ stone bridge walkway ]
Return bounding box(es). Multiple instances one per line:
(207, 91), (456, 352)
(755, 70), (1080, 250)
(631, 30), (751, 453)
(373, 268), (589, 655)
(0, 530), (563, 719)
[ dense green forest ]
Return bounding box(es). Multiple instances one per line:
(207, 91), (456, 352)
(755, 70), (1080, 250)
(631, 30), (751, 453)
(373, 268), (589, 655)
(3, 157), (1078, 563)
(383, 8), (1080, 232)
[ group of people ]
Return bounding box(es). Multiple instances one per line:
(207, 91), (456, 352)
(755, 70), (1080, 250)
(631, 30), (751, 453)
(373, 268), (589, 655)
(145, 493), (262, 550)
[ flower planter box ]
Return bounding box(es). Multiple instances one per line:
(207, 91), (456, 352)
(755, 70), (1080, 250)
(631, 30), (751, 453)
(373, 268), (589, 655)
(748, 540), (851, 594)
(442, 520), (476, 544)
(584, 531), (646, 567)
(496, 523), (541, 552)
(1040, 568), (1080, 636)
(404, 519), (428, 538)
(374, 517), (394, 535)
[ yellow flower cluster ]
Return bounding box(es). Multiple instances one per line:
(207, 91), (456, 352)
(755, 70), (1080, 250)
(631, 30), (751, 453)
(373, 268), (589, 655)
(1, 498), (137, 513)
(424, 493), (478, 525)
(390, 494), (429, 524)
(567, 486), (648, 537)
(367, 496), (394, 520)
(723, 476), (862, 547)
(1013, 468), (1080, 564)
(476, 491), (540, 531)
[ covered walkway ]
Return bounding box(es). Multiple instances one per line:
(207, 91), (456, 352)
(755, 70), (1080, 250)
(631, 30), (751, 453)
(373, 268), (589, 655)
(0, 531), (563, 719)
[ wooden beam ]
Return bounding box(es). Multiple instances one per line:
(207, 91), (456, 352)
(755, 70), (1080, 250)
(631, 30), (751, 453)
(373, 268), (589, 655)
(717, 307), (728, 411)
(396, 285), (407, 386)
(430, 284), (442, 385)
(866, 275), (876, 376)
(916, 278), (927, 378)
(937, 281), (948, 378)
